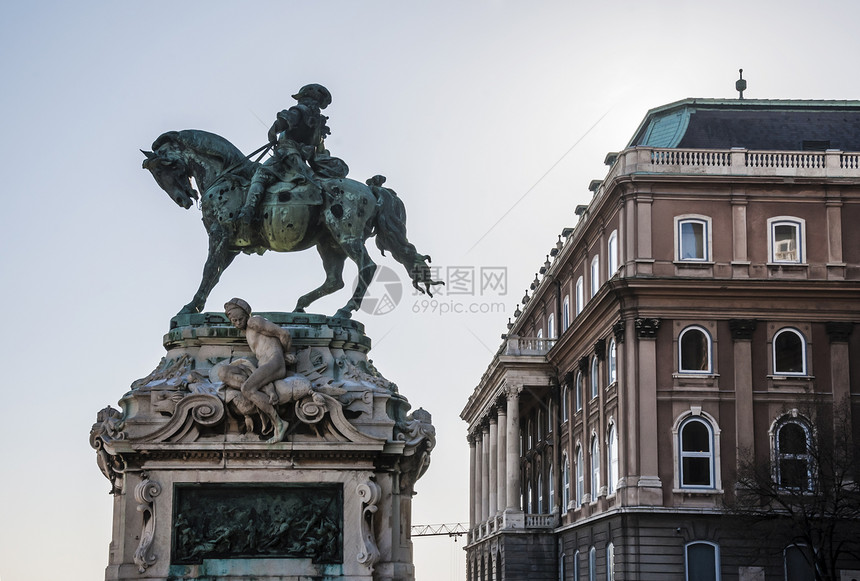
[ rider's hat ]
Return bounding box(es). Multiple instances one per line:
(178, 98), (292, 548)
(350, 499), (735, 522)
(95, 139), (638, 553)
(292, 84), (332, 109)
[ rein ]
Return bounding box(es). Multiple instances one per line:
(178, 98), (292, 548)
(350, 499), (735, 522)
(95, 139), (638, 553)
(205, 141), (273, 190)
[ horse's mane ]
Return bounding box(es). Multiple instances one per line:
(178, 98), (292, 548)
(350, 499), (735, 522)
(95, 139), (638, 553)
(152, 129), (254, 175)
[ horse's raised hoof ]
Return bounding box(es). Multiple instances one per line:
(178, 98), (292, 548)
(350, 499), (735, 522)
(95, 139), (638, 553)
(333, 308), (353, 320)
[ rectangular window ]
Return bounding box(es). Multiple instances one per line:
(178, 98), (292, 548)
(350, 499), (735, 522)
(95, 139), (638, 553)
(679, 219), (707, 261)
(769, 219), (804, 263)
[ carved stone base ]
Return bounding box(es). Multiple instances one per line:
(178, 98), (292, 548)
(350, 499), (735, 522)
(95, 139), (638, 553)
(91, 313), (435, 581)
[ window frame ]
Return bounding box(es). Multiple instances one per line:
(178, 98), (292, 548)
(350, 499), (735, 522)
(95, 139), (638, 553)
(563, 295), (571, 331)
(608, 338), (617, 384)
(547, 313), (555, 340)
(679, 325), (713, 374)
(768, 216), (806, 264)
(607, 542), (615, 581)
(562, 385), (570, 423)
(685, 541), (721, 581)
(607, 422), (618, 495)
(548, 465), (555, 511)
(588, 546), (596, 581)
(575, 372), (583, 411)
(678, 416), (716, 489)
(575, 276), (584, 315)
(562, 453), (571, 509)
(575, 445), (584, 507)
(590, 255), (600, 297)
(590, 435), (601, 500)
(675, 215), (712, 262)
(773, 327), (808, 376)
(590, 356), (599, 399)
(608, 229), (618, 275)
(772, 415), (815, 492)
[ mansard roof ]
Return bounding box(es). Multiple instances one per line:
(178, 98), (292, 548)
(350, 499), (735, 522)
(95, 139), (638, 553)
(628, 98), (860, 151)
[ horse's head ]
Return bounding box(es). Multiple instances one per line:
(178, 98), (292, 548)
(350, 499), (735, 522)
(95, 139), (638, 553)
(141, 133), (198, 209)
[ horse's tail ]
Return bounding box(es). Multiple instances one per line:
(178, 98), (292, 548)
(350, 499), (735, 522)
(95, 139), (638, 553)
(368, 176), (444, 296)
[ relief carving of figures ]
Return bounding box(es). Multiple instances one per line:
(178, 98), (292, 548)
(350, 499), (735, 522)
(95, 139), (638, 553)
(133, 477), (162, 573)
(172, 485), (342, 564)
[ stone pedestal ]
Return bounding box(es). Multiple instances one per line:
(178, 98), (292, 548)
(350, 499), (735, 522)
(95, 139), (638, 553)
(90, 313), (435, 581)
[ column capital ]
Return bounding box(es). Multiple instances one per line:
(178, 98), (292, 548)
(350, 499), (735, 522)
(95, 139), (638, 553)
(594, 338), (607, 360)
(635, 317), (661, 339)
(729, 319), (757, 341)
(503, 381), (523, 400)
(826, 321), (853, 343)
(612, 320), (626, 343)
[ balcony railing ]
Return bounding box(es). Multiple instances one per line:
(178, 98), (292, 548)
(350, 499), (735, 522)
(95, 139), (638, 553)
(468, 512), (559, 543)
(608, 147), (860, 182)
(503, 335), (556, 356)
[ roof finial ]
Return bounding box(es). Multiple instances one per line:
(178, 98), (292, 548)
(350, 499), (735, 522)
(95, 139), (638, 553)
(736, 68), (747, 100)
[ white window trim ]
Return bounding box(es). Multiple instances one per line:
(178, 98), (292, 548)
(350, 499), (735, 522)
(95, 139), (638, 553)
(547, 313), (555, 339)
(685, 541), (721, 581)
(773, 327), (808, 376)
(608, 338), (617, 385)
(548, 465), (555, 511)
(769, 413), (816, 492)
(607, 542), (615, 581)
(563, 295), (571, 331)
(672, 408), (723, 492)
(590, 255), (600, 297)
(675, 214), (713, 262)
(575, 445), (584, 507)
(608, 230), (618, 276)
(678, 325), (713, 374)
(575, 276), (584, 315)
(590, 356), (599, 399)
(562, 385), (569, 423)
(767, 216), (806, 264)
(562, 453), (571, 509)
(590, 434), (601, 500)
(588, 546), (596, 581)
(607, 422), (618, 495)
(575, 372), (583, 411)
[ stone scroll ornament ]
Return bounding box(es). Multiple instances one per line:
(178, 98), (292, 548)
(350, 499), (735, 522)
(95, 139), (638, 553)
(356, 480), (382, 570)
(141, 83), (443, 320)
(133, 477), (162, 573)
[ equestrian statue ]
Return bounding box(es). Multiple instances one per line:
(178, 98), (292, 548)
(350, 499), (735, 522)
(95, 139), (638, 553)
(142, 84), (443, 318)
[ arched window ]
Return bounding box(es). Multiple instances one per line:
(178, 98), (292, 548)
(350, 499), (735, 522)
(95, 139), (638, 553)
(679, 418), (715, 488)
(563, 296), (571, 331)
(548, 313), (555, 340)
(575, 372), (583, 411)
(547, 401), (553, 433)
(573, 550), (580, 581)
(562, 453), (571, 509)
(608, 338), (617, 384)
(548, 465), (555, 511)
(588, 546), (596, 581)
(608, 230), (618, 275)
(768, 216), (806, 263)
(775, 417), (814, 491)
(537, 473), (544, 513)
(774, 328), (807, 375)
(676, 215), (711, 261)
(590, 435), (601, 499)
(784, 544), (814, 581)
(575, 446), (584, 507)
(590, 255), (600, 297)
(607, 542), (615, 581)
(685, 541), (720, 581)
(527, 480), (534, 513)
(537, 409), (543, 440)
(562, 385), (570, 423)
(590, 356), (599, 399)
(607, 424), (618, 495)
(527, 419), (534, 450)
(575, 276), (584, 315)
(679, 325), (712, 373)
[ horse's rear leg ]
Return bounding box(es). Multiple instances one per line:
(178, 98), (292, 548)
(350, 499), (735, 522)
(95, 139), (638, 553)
(294, 241), (347, 313)
(179, 232), (239, 314)
(334, 240), (377, 320)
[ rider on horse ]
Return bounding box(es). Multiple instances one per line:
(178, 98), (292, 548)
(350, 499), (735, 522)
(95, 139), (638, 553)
(237, 84), (348, 244)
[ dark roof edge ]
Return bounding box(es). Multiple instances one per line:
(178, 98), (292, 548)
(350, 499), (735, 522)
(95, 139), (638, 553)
(626, 98), (860, 148)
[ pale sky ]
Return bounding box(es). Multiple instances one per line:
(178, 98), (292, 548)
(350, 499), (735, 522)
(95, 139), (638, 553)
(3, 1), (860, 580)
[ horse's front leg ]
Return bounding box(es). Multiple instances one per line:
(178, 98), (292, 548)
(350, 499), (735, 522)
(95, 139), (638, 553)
(178, 228), (239, 314)
(294, 239), (347, 313)
(334, 240), (377, 320)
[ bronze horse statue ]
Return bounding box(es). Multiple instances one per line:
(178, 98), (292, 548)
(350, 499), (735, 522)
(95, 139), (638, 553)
(142, 129), (442, 318)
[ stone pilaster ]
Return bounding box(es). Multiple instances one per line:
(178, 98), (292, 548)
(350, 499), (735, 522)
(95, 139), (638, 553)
(496, 401), (507, 516)
(488, 414), (498, 516)
(635, 317), (662, 504)
(504, 383), (523, 514)
(730, 319), (757, 460)
(481, 422), (490, 521)
(827, 322), (853, 429)
(468, 434), (477, 528)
